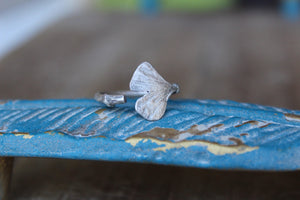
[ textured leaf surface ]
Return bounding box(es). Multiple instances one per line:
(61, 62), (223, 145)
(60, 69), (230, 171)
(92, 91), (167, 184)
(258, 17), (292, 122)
(0, 99), (299, 170)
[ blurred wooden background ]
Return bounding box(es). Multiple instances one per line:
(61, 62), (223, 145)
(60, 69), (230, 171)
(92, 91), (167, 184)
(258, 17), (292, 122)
(1, 9), (300, 200)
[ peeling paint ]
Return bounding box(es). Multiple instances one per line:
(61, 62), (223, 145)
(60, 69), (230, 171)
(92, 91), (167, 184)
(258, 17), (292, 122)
(125, 125), (258, 155)
(14, 133), (33, 139)
(45, 131), (64, 136)
(95, 109), (106, 115)
(228, 137), (243, 145)
(95, 109), (108, 120)
(235, 120), (269, 128)
(126, 137), (258, 155)
(285, 113), (300, 122)
(94, 135), (106, 138)
(45, 131), (55, 135)
(259, 123), (270, 128)
(235, 120), (259, 128)
(130, 124), (224, 142)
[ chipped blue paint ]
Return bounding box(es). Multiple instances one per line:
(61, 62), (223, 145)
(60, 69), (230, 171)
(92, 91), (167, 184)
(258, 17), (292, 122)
(0, 99), (300, 170)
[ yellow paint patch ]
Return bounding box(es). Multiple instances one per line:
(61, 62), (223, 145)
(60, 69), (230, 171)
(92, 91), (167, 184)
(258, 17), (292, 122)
(45, 131), (55, 135)
(126, 137), (258, 155)
(45, 131), (64, 136)
(15, 133), (33, 139)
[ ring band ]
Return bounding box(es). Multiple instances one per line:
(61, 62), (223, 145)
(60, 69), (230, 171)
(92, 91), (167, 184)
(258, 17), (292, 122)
(94, 91), (145, 107)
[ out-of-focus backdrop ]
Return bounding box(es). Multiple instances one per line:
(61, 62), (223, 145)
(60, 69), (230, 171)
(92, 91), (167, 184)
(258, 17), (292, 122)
(1, 0), (300, 199)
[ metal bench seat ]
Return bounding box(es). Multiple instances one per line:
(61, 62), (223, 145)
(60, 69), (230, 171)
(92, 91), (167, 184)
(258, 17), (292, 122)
(0, 98), (300, 199)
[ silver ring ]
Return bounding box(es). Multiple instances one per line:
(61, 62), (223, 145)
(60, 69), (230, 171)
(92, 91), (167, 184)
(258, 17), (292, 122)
(94, 62), (179, 121)
(94, 91), (145, 107)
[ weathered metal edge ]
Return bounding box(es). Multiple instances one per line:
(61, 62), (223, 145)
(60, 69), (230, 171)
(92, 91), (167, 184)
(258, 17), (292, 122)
(0, 132), (299, 171)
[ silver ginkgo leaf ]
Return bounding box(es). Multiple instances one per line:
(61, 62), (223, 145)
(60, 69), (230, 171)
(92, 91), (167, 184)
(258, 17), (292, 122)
(130, 62), (179, 120)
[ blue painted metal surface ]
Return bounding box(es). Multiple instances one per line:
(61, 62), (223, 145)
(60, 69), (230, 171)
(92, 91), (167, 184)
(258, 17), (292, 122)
(0, 99), (300, 170)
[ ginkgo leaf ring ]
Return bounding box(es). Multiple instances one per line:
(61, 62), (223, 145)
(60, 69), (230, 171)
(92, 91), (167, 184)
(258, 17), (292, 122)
(94, 62), (179, 121)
